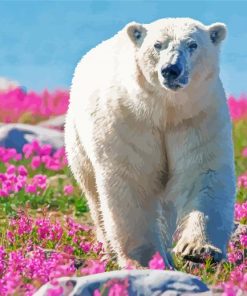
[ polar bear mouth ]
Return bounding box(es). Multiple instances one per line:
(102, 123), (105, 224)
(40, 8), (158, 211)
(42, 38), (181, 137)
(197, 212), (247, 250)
(163, 81), (182, 90)
(163, 76), (189, 91)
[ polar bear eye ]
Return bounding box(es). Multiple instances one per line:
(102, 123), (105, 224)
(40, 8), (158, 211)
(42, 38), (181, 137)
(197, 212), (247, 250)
(188, 41), (198, 52)
(154, 42), (162, 50)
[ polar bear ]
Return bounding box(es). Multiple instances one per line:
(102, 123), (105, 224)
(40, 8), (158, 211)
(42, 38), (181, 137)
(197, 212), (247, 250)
(65, 18), (236, 268)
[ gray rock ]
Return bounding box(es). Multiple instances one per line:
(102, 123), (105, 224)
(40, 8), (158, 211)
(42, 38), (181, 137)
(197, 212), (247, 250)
(0, 123), (64, 152)
(34, 270), (211, 296)
(38, 115), (65, 130)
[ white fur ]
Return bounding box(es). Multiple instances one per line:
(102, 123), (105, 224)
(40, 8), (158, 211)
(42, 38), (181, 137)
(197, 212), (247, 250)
(65, 18), (236, 267)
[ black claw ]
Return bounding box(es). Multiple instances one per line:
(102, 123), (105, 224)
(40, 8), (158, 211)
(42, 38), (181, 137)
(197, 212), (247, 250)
(183, 254), (204, 263)
(182, 243), (188, 253)
(200, 247), (205, 254)
(188, 248), (194, 255)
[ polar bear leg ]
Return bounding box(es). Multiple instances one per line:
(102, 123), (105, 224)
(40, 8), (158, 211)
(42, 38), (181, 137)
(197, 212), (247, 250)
(163, 114), (235, 263)
(169, 169), (234, 263)
(64, 117), (106, 246)
(93, 166), (172, 268)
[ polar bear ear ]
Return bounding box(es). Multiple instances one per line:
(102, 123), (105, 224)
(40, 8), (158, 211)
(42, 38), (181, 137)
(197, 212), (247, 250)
(208, 22), (227, 45)
(126, 22), (147, 46)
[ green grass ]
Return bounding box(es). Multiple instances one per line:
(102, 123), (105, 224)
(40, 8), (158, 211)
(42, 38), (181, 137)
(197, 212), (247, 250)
(0, 168), (88, 218)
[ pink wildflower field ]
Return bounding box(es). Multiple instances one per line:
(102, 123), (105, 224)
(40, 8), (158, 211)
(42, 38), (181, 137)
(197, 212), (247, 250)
(0, 88), (69, 124)
(0, 88), (247, 295)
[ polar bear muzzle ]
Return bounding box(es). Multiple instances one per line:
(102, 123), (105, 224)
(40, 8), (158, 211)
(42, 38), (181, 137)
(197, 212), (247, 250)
(160, 52), (189, 91)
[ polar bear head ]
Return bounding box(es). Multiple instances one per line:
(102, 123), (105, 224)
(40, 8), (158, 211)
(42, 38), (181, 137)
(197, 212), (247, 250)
(126, 18), (226, 93)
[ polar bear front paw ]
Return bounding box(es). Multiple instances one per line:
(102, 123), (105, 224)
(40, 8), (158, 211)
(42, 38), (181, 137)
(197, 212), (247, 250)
(173, 239), (223, 263)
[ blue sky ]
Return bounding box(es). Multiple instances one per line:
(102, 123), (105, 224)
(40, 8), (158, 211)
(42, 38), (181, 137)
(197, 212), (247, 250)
(0, 0), (246, 96)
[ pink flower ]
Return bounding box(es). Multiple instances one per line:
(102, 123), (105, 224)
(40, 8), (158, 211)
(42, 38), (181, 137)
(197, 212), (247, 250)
(227, 95), (247, 121)
(108, 283), (128, 296)
(80, 242), (91, 253)
(31, 156), (41, 170)
(35, 218), (63, 241)
(6, 164), (16, 175)
(235, 202), (247, 221)
(45, 158), (61, 171)
(148, 252), (165, 270)
(25, 184), (37, 194)
(14, 178), (25, 192)
(240, 234), (247, 247)
(32, 174), (47, 190)
(80, 260), (106, 275)
(53, 148), (65, 159)
(222, 282), (238, 296)
(105, 279), (129, 296)
(17, 216), (33, 235)
(237, 175), (247, 188)
(93, 242), (104, 254)
(63, 246), (74, 255)
(0, 147), (21, 163)
(228, 251), (243, 264)
(31, 140), (41, 154)
(18, 165), (28, 176)
(64, 185), (74, 195)
(0, 188), (8, 197)
(0, 173), (6, 182)
(242, 147), (247, 158)
(40, 144), (52, 156)
(93, 289), (101, 296)
(6, 231), (14, 243)
(47, 286), (63, 296)
(23, 143), (34, 159)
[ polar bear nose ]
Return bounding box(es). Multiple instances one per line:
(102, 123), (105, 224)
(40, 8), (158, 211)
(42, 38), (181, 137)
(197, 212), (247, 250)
(161, 64), (182, 80)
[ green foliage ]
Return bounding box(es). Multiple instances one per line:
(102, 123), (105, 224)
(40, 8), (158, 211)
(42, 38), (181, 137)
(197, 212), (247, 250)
(0, 162), (88, 218)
